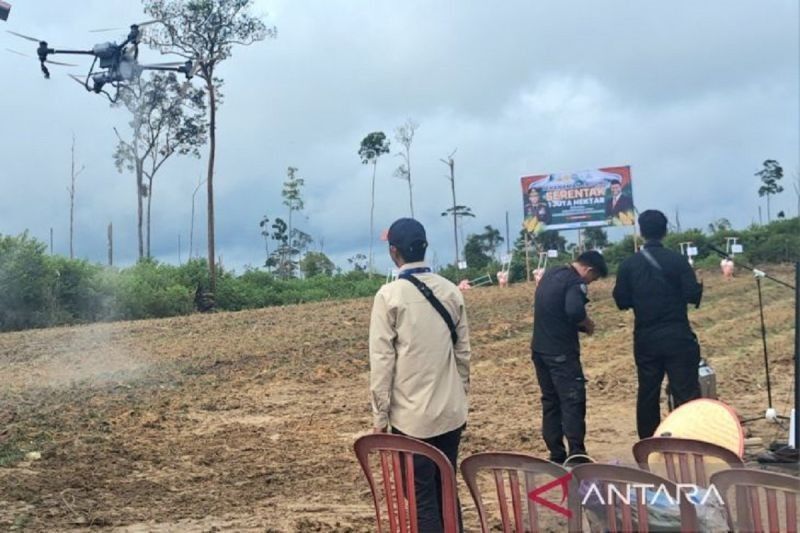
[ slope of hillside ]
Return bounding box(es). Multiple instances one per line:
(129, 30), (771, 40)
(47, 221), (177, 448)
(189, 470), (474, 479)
(0, 267), (796, 531)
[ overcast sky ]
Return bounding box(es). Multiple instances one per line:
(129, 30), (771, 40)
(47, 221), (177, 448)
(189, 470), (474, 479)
(1, 1), (798, 273)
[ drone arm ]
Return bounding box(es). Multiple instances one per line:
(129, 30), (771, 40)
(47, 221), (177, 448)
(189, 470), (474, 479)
(49, 49), (95, 55)
(138, 65), (186, 73)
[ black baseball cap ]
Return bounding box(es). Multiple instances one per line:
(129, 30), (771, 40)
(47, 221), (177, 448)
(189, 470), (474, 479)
(386, 218), (428, 255)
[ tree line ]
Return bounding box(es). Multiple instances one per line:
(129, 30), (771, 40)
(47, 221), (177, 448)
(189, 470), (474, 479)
(0, 216), (796, 333)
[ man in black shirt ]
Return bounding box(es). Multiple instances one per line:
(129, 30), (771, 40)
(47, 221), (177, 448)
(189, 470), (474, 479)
(532, 250), (608, 464)
(613, 210), (703, 438)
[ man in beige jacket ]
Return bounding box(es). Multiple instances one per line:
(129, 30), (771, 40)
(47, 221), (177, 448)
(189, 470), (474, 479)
(369, 217), (471, 532)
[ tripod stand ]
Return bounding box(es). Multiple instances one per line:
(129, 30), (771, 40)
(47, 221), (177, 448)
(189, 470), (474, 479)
(708, 245), (798, 461)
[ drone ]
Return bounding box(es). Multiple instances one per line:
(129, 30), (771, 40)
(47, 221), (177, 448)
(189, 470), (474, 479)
(7, 21), (198, 102)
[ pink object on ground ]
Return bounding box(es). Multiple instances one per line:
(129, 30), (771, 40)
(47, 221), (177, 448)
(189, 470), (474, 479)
(458, 279), (471, 291)
(720, 259), (734, 279)
(497, 271), (508, 287)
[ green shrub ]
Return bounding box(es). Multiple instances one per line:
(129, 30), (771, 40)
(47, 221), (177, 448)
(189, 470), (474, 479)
(0, 218), (795, 332)
(113, 260), (193, 320)
(0, 233), (55, 331)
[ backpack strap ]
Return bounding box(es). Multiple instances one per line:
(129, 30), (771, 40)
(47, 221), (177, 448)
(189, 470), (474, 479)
(399, 273), (458, 345)
(639, 247), (663, 272)
(639, 247), (677, 290)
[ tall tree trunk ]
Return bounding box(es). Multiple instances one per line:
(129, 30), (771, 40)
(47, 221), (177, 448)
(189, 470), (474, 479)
(69, 136), (76, 260)
(190, 195), (196, 260)
(767, 194), (771, 222)
(369, 160), (376, 278)
(107, 222), (113, 266)
(190, 177), (203, 260)
(287, 208), (293, 279)
(505, 211), (510, 255)
(146, 176), (153, 258)
(449, 160), (458, 267)
(136, 160), (144, 260)
(206, 80), (217, 293)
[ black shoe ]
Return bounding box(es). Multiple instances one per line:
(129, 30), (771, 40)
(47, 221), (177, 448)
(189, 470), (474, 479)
(564, 454), (595, 467)
(548, 454), (567, 464)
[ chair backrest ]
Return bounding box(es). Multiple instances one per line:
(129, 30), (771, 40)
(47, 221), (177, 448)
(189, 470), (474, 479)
(354, 434), (459, 533)
(469, 273), (493, 287)
(710, 468), (800, 532)
(633, 437), (744, 487)
(570, 463), (699, 533)
(460, 452), (570, 533)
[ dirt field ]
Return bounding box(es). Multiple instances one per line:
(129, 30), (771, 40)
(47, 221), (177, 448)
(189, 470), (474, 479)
(0, 267), (796, 531)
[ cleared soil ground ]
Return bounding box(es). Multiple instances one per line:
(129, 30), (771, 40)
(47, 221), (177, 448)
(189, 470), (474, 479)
(0, 267), (797, 531)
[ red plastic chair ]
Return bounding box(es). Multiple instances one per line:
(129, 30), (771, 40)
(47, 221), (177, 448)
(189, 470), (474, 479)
(354, 434), (459, 533)
(460, 451), (570, 533)
(633, 437), (744, 487)
(569, 463), (699, 532)
(710, 468), (800, 532)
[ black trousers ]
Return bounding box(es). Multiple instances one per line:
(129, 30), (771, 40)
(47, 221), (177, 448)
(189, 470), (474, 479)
(391, 424), (464, 533)
(532, 351), (587, 463)
(634, 334), (701, 439)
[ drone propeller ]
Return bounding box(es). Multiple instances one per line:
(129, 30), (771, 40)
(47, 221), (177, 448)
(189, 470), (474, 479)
(45, 58), (79, 67)
(6, 48), (78, 66)
(6, 30), (42, 42)
(67, 73), (86, 87)
(135, 19), (161, 27)
(139, 61), (187, 68)
(89, 19), (161, 33)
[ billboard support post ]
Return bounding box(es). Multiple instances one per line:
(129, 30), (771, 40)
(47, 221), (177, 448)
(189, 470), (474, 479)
(524, 231), (531, 282)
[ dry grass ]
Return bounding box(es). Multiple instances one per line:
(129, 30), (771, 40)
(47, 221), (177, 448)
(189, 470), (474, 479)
(0, 266), (796, 531)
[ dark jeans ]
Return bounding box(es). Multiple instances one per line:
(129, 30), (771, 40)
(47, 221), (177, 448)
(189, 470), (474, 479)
(634, 333), (701, 438)
(391, 424), (464, 533)
(532, 350), (587, 463)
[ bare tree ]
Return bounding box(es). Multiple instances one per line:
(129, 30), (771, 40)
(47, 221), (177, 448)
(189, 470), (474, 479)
(440, 149), (459, 267)
(114, 72), (206, 259)
(793, 170), (799, 218)
(394, 119), (419, 217)
(68, 134), (85, 260)
(145, 0), (276, 292)
(358, 131), (390, 276)
(190, 176), (206, 259)
(259, 215), (270, 268)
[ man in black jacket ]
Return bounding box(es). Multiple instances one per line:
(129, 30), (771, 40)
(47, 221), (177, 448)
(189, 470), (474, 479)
(532, 251), (607, 464)
(613, 210), (703, 438)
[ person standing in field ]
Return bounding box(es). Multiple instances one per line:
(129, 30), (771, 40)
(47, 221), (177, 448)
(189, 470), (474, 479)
(531, 251), (607, 465)
(612, 209), (703, 438)
(369, 217), (471, 532)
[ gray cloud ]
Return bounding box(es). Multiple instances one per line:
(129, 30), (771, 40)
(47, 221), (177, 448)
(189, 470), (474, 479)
(1, 0), (797, 273)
